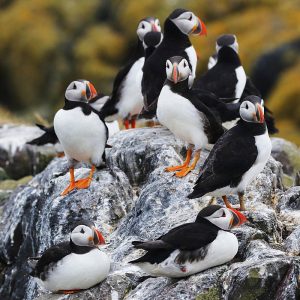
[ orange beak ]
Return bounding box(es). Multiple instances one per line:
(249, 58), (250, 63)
(228, 208), (247, 227)
(172, 63), (179, 83)
(151, 22), (159, 32)
(256, 103), (265, 123)
(192, 17), (207, 36)
(86, 82), (97, 101)
(93, 228), (106, 245)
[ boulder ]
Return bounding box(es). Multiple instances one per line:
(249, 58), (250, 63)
(0, 127), (298, 300)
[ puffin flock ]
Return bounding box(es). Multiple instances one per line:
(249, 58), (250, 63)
(27, 8), (276, 294)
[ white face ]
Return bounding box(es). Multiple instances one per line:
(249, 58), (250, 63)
(70, 224), (95, 246)
(166, 58), (191, 83)
(204, 207), (234, 230)
(65, 80), (97, 102)
(137, 18), (161, 41)
(171, 11), (200, 35)
(240, 99), (265, 123)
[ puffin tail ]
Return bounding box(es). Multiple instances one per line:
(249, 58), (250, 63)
(187, 188), (205, 199)
(27, 125), (58, 145)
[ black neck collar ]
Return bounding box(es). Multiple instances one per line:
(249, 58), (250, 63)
(166, 78), (189, 94)
(133, 37), (145, 60)
(217, 47), (241, 67)
(69, 240), (96, 254)
(237, 119), (267, 135)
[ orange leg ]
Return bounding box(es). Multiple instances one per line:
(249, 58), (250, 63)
(222, 195), (233, 208)
(130, 119), (136, 128)
(75, 165), (95, 190)
(124, 119), (130, 129)
(61, 167), (75, 196)
(57, 152), (65, 158)
(165, 148), (192, 172)
(175, 150), (201, 177)
(59, 289), (82, 294)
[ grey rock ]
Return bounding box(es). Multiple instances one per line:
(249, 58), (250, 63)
(284, 225), (300, 256)
(0, 127), (296, 300)
(271, 137), (300, 177)
(0, 124), (56, 179)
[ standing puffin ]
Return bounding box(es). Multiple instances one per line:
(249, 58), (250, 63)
(100, 17), (161, 129)
(157, 56), (225, 177)
(130, 205), (246, 278)
(29, 220), (110, 293)
(196, 34), (278, 133)
(188, 95), (272, 211)
(54, 80), (108, 196)
(142, 8), (207, 117)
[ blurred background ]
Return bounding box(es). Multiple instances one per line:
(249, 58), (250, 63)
(0, 0), (299, 144)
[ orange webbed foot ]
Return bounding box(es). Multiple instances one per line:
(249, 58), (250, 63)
(165, 165), (185, 172)
(175, 166), (195, 177)
(75, 178), (92, 189)
(61, 182), (76, 196)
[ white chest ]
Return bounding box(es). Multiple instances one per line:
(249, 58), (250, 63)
(39, 249), (110, 292)
(53, 107), (107, 164)
(238, 130), (272, 191)
(185, 46), (197, 79)
(157, 86), (208, 149)
(117, 57), (145, 117)
(234, 66), (247, 101)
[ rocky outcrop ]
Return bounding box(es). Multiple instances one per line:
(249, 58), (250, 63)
(0, 127), (299, 300)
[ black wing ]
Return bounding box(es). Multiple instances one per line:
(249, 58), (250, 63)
(100, 61), (134, 118)
(195, 63), (237, 98)
(183, 90), (225, 144)
(189, 126), (258, 198)
(27, 124), (58, 145)
(31, 242), (71, 278)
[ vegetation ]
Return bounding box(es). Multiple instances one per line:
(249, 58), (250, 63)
(0, 0), (299, 144)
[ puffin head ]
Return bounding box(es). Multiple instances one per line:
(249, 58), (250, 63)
(240, 95), (265, 124)
(166, 56), (193, 86)
(137, 17), (161, 41)
(65, 80), (97, 102)
(216, 34), (238, 54)
(196, 205), (247, 230)
(143, 31), (163, 50)
(169, 8), (207, 36)
(70, 220), (105, 247)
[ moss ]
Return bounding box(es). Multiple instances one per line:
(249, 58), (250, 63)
(282, 174), (294, 188)
(0, 176), (32, 190)
(196, 287), (220, 300)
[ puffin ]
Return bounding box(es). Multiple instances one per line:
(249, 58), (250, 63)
(195, 34), (278, 133)
(130, 205), (247, 278)
(27, 93), (111, 151)
(29, 220), (110, 293)
(143, 31), (163, 60)
(188, 95), (272, 211)
(156, 56), (225, 177)
(99, 17), (161, 129)
(54, 79), (108, 196)
(142, 8), (207, 117)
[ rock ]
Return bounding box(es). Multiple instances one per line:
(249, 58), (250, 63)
(0, 127), (297, 300)
(0, 167), (9, 181)
(284, 225), (300, 256)
(222, 240), (300, 300)
(271, 137), (300, 179)
(0, 124), (56, 179)
(277, 186), (300, 232)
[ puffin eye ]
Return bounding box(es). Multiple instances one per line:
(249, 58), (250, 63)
(166, 63), (170, 69)
(73, 83), (77, 90)
(245, 103), (249, 109)
(142, 23), (145, 29)
(80, 228), (85, 234)
(188, 15), (193, 21)
(222, 211), (226, 217)
(183, 61), (187, 68)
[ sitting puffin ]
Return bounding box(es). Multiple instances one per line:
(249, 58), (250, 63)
(100, 17), (161, 129)
(29, 220), (110, 293)
(195, 34), (278, 133)
(142, 8), (207, 118)
(54, 80), (108, 196)
(188, 95), (272, 211)
(157, 56), (225, 177)
(130, 205), (246, 278)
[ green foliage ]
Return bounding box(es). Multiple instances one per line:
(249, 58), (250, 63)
(0, 0), (299, 144)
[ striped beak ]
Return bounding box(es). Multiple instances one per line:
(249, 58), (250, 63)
(256, 103), (265, 123)
(191, 17), (207, 36)
(172, 63), (179, 84)
(229, 208), (247, 227)
(86, 82), (97, 101)
(92, 227), (106, 245)
(151, 21), (159, 32)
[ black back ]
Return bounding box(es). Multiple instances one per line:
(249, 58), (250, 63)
(100, 38), (145, 118)
(188, 120), (267, 199)
(142, 15), (193, 115)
